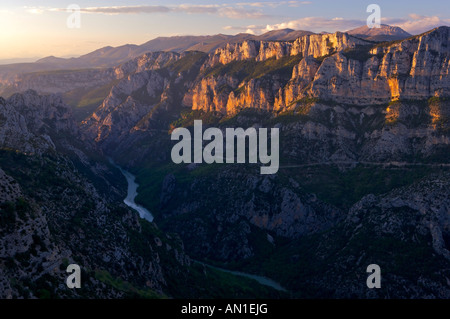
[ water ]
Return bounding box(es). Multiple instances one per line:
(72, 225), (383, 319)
(195, 261), (287, 292)
(109, 158), (286, 292)
(109, 159), (153, 222)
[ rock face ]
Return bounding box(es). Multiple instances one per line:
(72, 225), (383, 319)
(259, 173), (450, 299)
(78, 27), (449, 161)
(325, 173), (450, 298)
(158, 169), (343, 261)
(81, 51), (207, 159)
(347, 24), (412, 41)
(192, 27), (450, 113)
(203, 32), (367, 68)
(1, 52), (181, 97)
(309, 27), (450, 104)
(0, 90), (195, 299)
(0, 90), (76, 154)
(346, 174), (450, 263)
(5, 69), (117, 95)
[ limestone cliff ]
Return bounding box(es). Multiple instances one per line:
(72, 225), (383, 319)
(191, 27), (449, 113)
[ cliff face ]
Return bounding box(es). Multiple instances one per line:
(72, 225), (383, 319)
(78, 27), (450, 168)
(191, 27), (449, 113)
(81, 51), (204, 154)
(0, 90), (76, 154)
(203, 32), (367, 68)
(158, 169), (344, 261)
(0, 52), (181, 97)
(309, 27), (450, 104)
(0, 90), (194, 299)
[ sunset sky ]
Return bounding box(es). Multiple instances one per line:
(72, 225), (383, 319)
(1, 0), (449, 61)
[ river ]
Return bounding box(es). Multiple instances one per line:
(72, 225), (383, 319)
(109, 159), (153, 222)
(113, 160), (287, 292)
(195, 261), (287, 292)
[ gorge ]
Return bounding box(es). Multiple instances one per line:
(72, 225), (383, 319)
(0, 24), (449, 299)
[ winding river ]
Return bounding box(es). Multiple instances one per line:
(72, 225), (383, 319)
(114, 160), (287, 292)
(109, 159), (153, 222)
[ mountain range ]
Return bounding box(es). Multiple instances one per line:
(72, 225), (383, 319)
(0, 25), (409, 89)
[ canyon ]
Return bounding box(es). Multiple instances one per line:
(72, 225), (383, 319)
(0, 25), (449, 298)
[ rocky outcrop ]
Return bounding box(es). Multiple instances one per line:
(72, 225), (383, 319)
(203, 32), (368, 69)
(309, 27), (450, 104)
(1, 52), (181, 96)
(192, 27), (450, 113)
(347, 174), (450, 262)
(0, 90), (197, 299)
(5, 69), (117, 95)
(0, 90), (76, 154)
(84, 70), (170, 144)
(0, 169), (22, 203)
(267, 173), (450, 299)
(157, 169), (343, 261)
(81, 51), (201, 157)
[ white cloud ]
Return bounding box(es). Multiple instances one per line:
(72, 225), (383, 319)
(47, 4), (267, 19)
(385, 14), (450, 34)
(262, 17), (363, 33)
(24, 6), (45, 15)
(219, 7), (268, 19)
(236, 1), (311, 8)
(225, 13), (449, 35)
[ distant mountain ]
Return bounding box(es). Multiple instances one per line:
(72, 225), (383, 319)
(0, 25), (413, 97)
(2, 29), (315, 70)
(0, 57), (41, 65)
(0, 25), (411, 83)
(0, 29), (315, 91)
(347, 24), (411, 41)
(255, 29), (314, 41)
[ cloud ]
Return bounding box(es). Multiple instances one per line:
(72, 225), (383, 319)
(81, 6), (170, 15)
(219, 7), (268, 19)
(47, 4), (267, 19)
(262, 17), (363, 33)
(384, 14), (450, 34)
(236, 1), (312, 8)
(225, 13), (450, 35)
(223, 24), (266, 32)
(24, 6), (45, 15)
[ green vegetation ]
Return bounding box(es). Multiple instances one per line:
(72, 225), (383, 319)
(165, 51), (208, 74)
(166, 262), (287, 299)
(204, 54), (303, 86)
(314, 52), (336, 62)
(95, 270), (164, 299)
(62, 80), (119, 121)
(283, 164), (439, 210)
(342, 45), (384, 62)
(169, 109), (223, 131)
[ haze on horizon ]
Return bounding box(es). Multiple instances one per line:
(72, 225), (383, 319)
(1, 0), (449, 62)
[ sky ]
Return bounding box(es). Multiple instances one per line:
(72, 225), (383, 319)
(0, 0), (449, 61)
